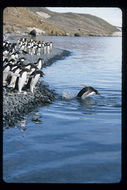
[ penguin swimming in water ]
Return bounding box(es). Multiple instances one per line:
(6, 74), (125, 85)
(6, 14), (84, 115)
(77, 86), (100, 99)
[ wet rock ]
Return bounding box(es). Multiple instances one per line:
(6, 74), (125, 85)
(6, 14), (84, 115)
(3, 83), (56, 127)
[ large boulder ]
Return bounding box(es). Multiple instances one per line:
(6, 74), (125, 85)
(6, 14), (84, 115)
(29, 29), (36, 37)
(74, 32), (81, 37)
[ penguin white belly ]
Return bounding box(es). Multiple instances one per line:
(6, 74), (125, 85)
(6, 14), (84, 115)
(44, 46), (47, 54)
(15, 54), (18, 59)
(3, 71), (11, 80)
(3, 50), (8, 56)
(27, 47), (31, 54)
(8, 68), (20, 88)
(11, 66), (17, 71)
(10, 54), (15, 59)
(50, 43), (53, 49)
(32, 47), (36, 55)
(8, 75), (18, 88)
(37, 60), (42, 70)
(47, 46), (50, 54)
(20, 45), (25, 51)
(4, 65), (10, 72)
(3, 71), (12, 86)
(81, 91), (95, 99)
(36, 48), (40, 56)
(3, 72), (8, 83)
(30, 74), (40, 93)
(24, 45), (27, 51)
(18, 72), (27, 92)
(25, 65), (31, 70)
(28, 68), (35, 76)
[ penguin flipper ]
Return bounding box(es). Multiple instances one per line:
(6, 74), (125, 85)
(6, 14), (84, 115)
(77, 87), (88, 97)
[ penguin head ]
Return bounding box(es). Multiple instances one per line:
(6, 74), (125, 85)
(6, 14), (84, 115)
(9, 59), (15, 65)
(19, 57), (26, 62)
(30, 69), (45, 77)
(94, 89), (100, 95)
(3, 58), (8, 63)
(37, 58), (43, 62)
(15, 51), (20, 55)
(19, 68), (30, 76)
(39, 70), (45, 77)
(38, 58), (44, 65)
(35, 70), (45, 77)
(87, 86), (100, 96)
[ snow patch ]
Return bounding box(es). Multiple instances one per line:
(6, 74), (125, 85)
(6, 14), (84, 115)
(36, 11), (51, 19)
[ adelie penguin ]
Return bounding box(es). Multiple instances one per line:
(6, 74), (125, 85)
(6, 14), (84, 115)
(3, 62), (20, 87)
(3, 59), (16, 73)
(18, 57), (26, 63)
(29, 70), (45, 93)
(17, 68), (30, 94)
(35, 58), (44, 70)
(77, 86), (100, 99)
(3, 58), (8, 66)
(7, 66), (22, 89)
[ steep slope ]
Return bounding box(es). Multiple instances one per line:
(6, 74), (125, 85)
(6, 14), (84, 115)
(47, 12), (118, 36)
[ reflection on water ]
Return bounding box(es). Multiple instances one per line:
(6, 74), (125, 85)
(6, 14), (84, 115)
(3, 36), (121, 183)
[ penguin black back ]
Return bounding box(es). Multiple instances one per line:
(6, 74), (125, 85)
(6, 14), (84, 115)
(77, 86), (100, 98)
(77, 87), (88, 98)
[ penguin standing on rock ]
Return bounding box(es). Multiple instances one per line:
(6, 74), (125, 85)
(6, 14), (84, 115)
(7, 66), (22, 89)
(3, 71), (13, 87)
(3, 58), (9, 66)
(29, 70), (45, 93)
(18, 57), (26, 63)
(17, 68), (30, 93)
(35, 58), (44, 70)
(3, 62), (11, 73)
(3, 61), (20, 86)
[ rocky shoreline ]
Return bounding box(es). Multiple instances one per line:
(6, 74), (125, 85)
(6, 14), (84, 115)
(3, 36), (71, 127)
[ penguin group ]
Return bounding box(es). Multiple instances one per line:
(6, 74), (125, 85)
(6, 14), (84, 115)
(3, 37), (53, 94)
(17, 38), (53, 56)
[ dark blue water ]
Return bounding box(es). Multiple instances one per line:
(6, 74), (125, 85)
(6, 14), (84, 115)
(3, 36), (121, 183)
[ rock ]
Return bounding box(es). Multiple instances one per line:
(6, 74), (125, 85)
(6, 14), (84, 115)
(74, 33), (81, 37)
(29, 29), (36, 37)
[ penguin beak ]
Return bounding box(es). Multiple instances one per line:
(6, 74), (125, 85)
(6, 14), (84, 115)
(41, 72), (45, 77)
(96, 91), (100, 95)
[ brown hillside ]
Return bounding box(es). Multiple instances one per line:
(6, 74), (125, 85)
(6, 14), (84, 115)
(3, 7), (119, 36)
(3, 7), (66, 35)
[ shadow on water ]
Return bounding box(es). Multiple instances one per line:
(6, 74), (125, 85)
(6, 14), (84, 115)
(3, 108), (43, 132)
